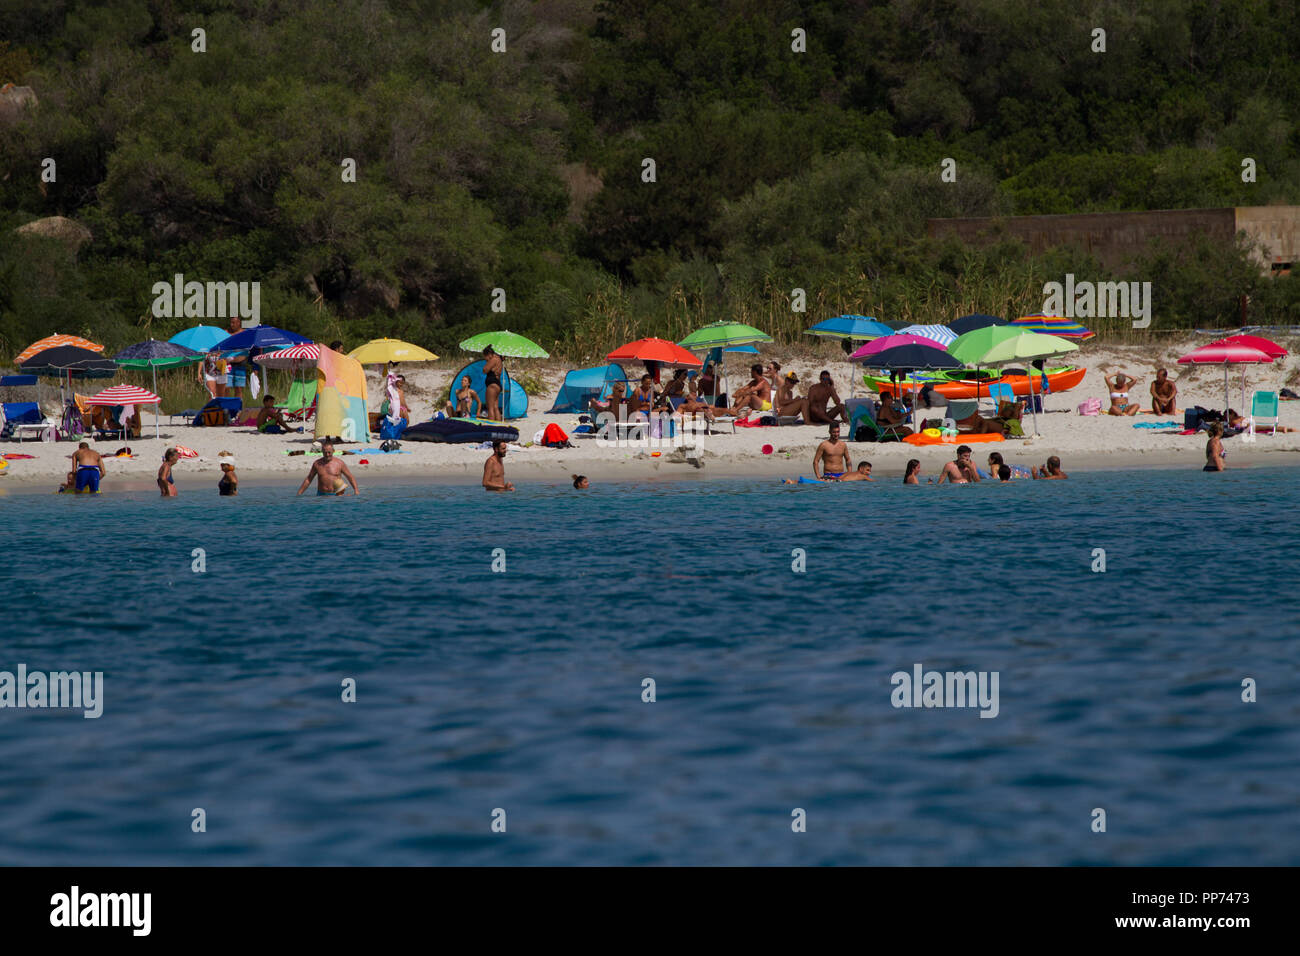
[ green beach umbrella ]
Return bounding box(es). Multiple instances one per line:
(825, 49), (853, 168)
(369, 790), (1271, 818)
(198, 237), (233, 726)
(948, 326), (1024, 403)
(458, 330), (549, 358)
(677, 321), (772, 350)
(974, 331), (1079, 436)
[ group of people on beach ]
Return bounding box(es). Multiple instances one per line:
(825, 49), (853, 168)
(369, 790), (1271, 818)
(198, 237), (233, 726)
(802, 423), (1066, 484)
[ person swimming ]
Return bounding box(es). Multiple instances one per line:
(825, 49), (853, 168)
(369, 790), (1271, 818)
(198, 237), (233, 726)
(572, 474), (589, 489)
(903, 459), (921, 484)
(157, 448), (179, 497)
(218, 459), (238, 495)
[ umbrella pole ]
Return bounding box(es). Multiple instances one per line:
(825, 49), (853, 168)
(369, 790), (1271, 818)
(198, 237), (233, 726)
(1029, 367), (1040, 436)
(152, 363), (160, 441)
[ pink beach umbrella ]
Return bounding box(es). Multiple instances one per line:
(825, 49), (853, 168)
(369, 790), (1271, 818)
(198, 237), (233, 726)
(1177, 341), (1275, 416)
(1208, 335), (1288, 409)
(848, 333), (947, 362)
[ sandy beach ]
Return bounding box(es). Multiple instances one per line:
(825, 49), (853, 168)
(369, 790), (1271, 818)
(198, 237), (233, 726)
(5, 336), (1300, 490)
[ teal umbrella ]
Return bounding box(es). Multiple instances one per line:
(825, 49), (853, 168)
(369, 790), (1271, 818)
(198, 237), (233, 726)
(458, 330), (549, 358)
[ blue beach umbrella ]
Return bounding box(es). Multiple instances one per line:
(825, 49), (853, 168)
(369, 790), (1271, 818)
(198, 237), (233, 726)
(168, 325), (227, 353)
(805, 315), (895, 340)
(948, 313), (1006, 336)
(213, 326), (311, 352)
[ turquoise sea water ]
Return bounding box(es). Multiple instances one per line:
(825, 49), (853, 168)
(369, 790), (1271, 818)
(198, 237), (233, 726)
(1, 466), (1297, 865)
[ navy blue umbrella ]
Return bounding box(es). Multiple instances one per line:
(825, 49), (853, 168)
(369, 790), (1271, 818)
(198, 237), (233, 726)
(113, 339), (203, 438)
(214, 326), (311, 351)
(948, 313), (1006, 336)
(19, 345), (118, 377)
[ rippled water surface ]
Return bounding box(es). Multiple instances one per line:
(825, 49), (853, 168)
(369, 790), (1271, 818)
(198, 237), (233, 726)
(2, 466), (1296, 865)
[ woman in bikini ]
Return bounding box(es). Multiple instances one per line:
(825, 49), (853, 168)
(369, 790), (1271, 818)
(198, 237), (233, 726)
(482, 345), (504, 421)
(775, 372), (810, 420)
(200, 350), (224, 399)
(1106, 371), (1141, 416)
(1204, 422), (1226, 471)
(903, 459), (922, 484)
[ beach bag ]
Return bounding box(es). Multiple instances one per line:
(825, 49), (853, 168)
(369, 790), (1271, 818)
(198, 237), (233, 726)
(1077, 397), (1102, 416)
(200, 406), (229, 426)
(379, 417), (407, 440)
(541, 423), (572, 448)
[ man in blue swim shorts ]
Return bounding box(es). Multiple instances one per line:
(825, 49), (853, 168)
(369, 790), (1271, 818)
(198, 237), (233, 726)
(72, 442), (106, 493)
(813, 422), (851, 480)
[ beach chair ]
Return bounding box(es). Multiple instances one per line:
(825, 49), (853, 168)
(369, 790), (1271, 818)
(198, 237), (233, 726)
(984, 383), (1014, 411)
(278, 379), (318, 421)
(1248, 390), (1280, 436)
(1, 401), (43, 440)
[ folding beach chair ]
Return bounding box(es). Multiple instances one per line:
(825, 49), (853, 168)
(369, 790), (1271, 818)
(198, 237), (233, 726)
(984, 383), (1015, 411)
(1249, 390), (1279, 436)
(279, 379), (318, 422)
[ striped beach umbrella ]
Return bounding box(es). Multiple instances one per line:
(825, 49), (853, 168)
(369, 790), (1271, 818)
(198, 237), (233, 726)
(258, 343), (322, 369)
(86, 384), (163, 442)
(1011, 315), (1096, 340)
(896, 323), (958, 347)
(15, 333), (104, 364)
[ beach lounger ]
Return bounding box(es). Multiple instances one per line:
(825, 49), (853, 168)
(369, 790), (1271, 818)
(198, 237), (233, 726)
(1248, 390), (1279, 436)
(1, 402), (41, 440)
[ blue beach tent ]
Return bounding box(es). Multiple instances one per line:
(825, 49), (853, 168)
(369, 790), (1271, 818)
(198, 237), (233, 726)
(451, 359), (528, 420)
(548, 364), (629, 413)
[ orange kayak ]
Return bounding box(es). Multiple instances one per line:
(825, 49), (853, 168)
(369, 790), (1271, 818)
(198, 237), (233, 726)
(871, 366), (1087, 400)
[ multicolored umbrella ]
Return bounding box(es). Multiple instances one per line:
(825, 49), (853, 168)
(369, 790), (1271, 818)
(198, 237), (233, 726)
(804, 315), (894, 340)
(113, 339), (203, 439)
(897, 323), (958, 347)
(458, 330), (549, 358)
(348, 338), (438, 364)
(19, 345), (117, 377)
(948, 313), (1006, 335)
(114, 338), (202, 370)
(677, 321), (772, 350)
(1011, 314), (1095, 340)
(168, 325), (227, 353)
(849, 334), (948, 362)
(1178, 341), (1275, 416)
(14, 333), (104, 364)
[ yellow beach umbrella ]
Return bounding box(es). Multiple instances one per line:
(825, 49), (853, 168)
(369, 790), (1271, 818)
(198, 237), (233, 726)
(347, 338), (438, 364)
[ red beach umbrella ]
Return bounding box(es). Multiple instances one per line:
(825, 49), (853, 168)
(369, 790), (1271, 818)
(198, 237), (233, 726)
(1178, 341), (1274, 415)
(607, 337), (702, 382)
(86, 384), (164, 442)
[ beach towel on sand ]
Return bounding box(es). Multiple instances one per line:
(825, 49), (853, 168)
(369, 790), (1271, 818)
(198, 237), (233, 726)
(1133, 421), (1180, 428)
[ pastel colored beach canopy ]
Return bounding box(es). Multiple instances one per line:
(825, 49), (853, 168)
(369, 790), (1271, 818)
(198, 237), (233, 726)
(975, 331), (1079, 365)
(348, 338), (438, 364)
(86, 384), (161, 406)
(607, 337), (702, 367)
(14, 333), (104, 364)
(678, 321), (772, 350)
(168, 325), (228, 353)
(459, 330), (549, 358)
(849, 333), (948, 362)
(947, 325), (1026, 366)
(804, 315), (894, 340)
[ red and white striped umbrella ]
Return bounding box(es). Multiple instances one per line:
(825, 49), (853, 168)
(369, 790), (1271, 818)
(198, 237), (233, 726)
(85, 384), (161, 406)
(258, 343), (321, 369)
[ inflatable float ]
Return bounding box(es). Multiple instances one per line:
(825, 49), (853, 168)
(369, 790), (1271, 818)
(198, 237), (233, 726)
(868, 365), (1086, 399)
(903, 431), (1004, 446)
(402, 417), (520, 444)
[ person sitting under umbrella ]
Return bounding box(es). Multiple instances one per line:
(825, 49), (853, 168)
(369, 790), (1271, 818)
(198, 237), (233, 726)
(729, 364), (773, 417)
(254, 395), (302, 434)
(675, 379), (717, 422)
(876, 393), (913, 435)
(590, 381), (627, 421)
(774, 372), (810, 421)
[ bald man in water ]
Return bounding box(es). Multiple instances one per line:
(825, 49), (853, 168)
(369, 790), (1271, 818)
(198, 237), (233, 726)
(296, 440), (359, 496)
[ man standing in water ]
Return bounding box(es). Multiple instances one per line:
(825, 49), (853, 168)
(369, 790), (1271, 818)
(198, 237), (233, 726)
(296, 439), (360, 496)
(812, 422), (851, 480)
(483, 437), (512, 489)
(483, 440), (515, 491)
(72, 442), (106, 493)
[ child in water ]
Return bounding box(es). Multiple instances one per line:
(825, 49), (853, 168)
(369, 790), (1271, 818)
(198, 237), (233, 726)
(218, 460), (238, 495)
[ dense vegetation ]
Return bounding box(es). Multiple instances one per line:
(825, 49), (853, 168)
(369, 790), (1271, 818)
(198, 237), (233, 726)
(3, 0), (1300, 363)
